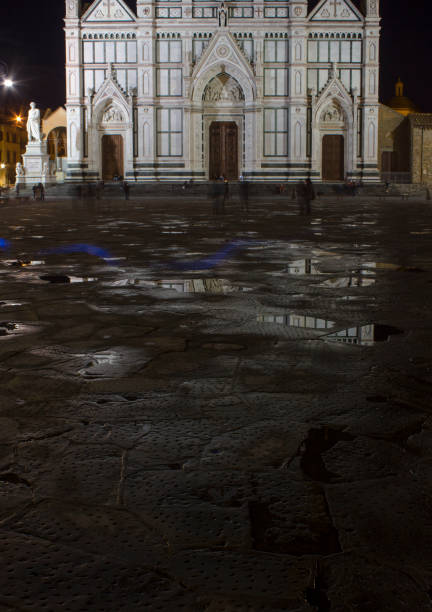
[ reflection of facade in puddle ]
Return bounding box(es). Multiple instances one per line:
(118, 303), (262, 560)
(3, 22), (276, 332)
(107, 278), (241, 293)
(324, 325), (374, 346)
(286, 259), (321, 275)
(156, 279), (240, 294)
(257, 312), (335, 330)
(287, 259), (376, 287)
(321, 274), (375, 288)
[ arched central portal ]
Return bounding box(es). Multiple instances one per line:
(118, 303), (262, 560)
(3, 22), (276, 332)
(203, 73), (244, 180)
(209, 122), (238, 180)
(102, 134), (124, 180)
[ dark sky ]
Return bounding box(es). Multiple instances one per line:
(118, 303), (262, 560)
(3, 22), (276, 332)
(0, 0), (430, 114)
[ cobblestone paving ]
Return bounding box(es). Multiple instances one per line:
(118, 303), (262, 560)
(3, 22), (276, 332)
(0, 194), (431, 611)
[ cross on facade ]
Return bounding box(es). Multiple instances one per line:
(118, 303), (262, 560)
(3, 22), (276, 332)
(256, 7), (263, 17)
(329, 0), (341, 17)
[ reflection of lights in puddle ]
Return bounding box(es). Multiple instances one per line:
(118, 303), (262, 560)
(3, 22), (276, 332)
(78, 352), (119, 377)
(1, 302), (23, 307)
(0, 323), (41, 338)
(3, 259), (45, 267)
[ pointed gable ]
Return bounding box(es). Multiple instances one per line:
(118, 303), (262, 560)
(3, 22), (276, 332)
(192, 32), (254, 83)
(93, 68), (131, 105)
(309, 0), (362, 21)
(83, 0), (136, 22)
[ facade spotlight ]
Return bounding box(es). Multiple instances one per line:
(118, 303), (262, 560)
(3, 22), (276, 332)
(3, 78), (14, 88)
(0, 164), (6, 169)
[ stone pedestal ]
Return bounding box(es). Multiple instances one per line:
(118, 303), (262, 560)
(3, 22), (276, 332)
(22, 141), (49, 186)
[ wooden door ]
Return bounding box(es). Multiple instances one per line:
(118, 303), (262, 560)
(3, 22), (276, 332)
(102, 134), (124, 181)
(209, 122), (238, 180)
(322, 135), (344, 181)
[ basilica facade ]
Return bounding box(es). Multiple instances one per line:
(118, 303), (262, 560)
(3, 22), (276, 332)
(64, 0), (380, 182)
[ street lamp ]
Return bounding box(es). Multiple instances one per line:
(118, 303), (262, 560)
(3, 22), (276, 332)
(0, 61), (13, 88)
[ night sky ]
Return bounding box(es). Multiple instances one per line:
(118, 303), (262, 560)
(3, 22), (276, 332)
(0, 0), (430, 114)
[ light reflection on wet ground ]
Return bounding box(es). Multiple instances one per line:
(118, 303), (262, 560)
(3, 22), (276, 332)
(0, 195), (431, 610)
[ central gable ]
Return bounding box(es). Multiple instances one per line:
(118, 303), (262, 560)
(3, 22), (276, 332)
(192, 33), (254, 83)
(309, 0), (362, 21)
(83, 0), (136, 22)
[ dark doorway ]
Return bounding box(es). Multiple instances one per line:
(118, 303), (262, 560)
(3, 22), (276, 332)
(209, 122), (238, 180)
(322, 135), (344, 181)
(382, 151), (398, 172)
(102, 134), (124, 180)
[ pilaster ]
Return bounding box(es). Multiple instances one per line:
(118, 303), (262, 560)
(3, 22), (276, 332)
(361, 0), (380, 180)
(288, 0), (308, 164)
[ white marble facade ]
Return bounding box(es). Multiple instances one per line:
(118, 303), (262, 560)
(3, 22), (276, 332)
(64, 0), (381, 182)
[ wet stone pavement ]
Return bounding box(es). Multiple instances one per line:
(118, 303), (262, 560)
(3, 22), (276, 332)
(0, 194), (431, 611)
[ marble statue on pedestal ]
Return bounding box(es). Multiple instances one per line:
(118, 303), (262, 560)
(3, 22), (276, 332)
(27, 102), (41, 143)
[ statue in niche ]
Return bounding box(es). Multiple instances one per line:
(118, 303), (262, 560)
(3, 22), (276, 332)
(218, 2), (227, 27)
(27, 102), (41, 143)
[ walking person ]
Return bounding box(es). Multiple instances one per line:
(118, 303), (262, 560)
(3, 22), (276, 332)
(222, 177), (229, 212)
(296, 178), (314, 215)
(122, 180), (130, 201)
(239, 176), (249, 212)
(32, 184), (37, 200)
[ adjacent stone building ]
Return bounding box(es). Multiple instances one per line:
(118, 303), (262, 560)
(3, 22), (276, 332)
(0, 113), (26, 187)
(378, 80), (432, 187)
(64, 0), (381, 183)
(410, 114), (432, 187)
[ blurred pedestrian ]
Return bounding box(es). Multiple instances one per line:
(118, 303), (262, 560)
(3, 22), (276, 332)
(239, 176), (249, 212)
(296, 179), (314, 215)
(122, 180), (130, 201)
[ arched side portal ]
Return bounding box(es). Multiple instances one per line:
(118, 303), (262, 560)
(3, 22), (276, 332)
(322, 134), (344, 181)
(102, 134), (124, 180)
(317, 100), (350, 181)
(90, 98), (130, 180)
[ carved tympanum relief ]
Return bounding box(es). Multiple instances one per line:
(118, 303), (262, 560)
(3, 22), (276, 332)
(102, 106), (124, 123)
(203, 74), (244, 102)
